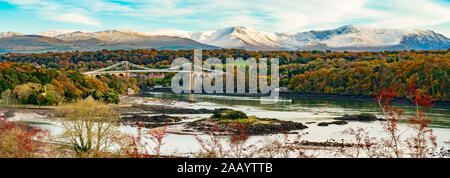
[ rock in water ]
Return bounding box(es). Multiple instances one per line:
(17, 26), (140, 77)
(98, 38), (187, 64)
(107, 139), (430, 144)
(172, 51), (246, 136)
(186, 109), (308, 135)
(317, 120), (348, 127)
(330, 120), (348, 125)
(334, 113), (382, 121)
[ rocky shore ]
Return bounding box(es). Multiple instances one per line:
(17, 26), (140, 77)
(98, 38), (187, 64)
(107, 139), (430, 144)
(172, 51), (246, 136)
(115, 99), (233, 128)
(2, 95), (448, 157)
(0, 106), (54, 118)
(185, 110), (308, 135)
(112, 97), (390, 134)
(116, 102), (309, 135)
(1, 97), (387, 134)
(186, 119), (308, 135)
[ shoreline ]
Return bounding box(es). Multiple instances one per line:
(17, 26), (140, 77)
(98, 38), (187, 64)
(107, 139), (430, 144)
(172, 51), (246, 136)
(142, 88), (450, 107)
(2, 95), (449, 157)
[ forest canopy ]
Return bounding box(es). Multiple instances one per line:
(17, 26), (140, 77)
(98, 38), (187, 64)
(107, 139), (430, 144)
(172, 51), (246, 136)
(0, 62), (138, 105)
(0, 49), (448, 101)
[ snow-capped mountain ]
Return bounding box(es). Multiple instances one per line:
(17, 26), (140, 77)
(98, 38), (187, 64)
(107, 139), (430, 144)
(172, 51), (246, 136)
(400, 30), (449, 50)
(53, 30), (150, 42)
(275, 25), (449, 50)
(0, 25), (448, 53)
(147, 26), (281, 50)
(275, 25), (408, 49)
(146, 25), (449, 51)
(146, 29), (192, 38)
(189, 26), (281, 50)
(37, 30), (77, 37)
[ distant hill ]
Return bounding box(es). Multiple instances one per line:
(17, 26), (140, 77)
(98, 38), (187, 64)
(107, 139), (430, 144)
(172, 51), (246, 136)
(0, 34), (219, 53)
(0, 25), (449, 53)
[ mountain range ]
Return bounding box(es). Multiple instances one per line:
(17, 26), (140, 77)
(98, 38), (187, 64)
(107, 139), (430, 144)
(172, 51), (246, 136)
(0, 25), (449, 53)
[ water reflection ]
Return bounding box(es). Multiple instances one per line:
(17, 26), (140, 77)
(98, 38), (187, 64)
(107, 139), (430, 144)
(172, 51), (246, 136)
(146, 92), (450, 128)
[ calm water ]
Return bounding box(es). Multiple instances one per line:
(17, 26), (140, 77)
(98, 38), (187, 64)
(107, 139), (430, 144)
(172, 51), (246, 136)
(12, 92), (449, 156)
(147, 92), (450, 129)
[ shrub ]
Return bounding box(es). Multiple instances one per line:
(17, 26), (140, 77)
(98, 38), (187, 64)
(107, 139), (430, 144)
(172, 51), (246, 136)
(0, 112), (49, 158)
(195, 123), (251, 158)
(114, 123), (168, 158)
(58, 97), (119, 157)
(102, 91), (120, 104)
(342, 84), (438, 158)
(194, 122), (312, 158)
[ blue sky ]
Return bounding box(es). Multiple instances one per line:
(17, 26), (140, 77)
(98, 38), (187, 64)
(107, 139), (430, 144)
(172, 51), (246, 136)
(0, 0), (449, 36)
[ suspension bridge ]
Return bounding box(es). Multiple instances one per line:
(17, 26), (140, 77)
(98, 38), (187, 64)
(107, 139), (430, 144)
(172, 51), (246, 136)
(82, 61), (223, 93)
(82, 61), (219, 78)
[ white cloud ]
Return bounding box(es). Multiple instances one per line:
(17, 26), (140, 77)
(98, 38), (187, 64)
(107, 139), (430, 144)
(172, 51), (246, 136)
(1, 0), (449, 34)
(2, 0), (102, 27)
(251, 0), (386, 32)
(47, 11), (102, 27)
(364, 0), (450, 29)
(123, 0), (448, 33)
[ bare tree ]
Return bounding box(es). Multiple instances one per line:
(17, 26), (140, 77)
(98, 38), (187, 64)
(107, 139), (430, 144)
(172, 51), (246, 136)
(58, 97), (119, 157)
